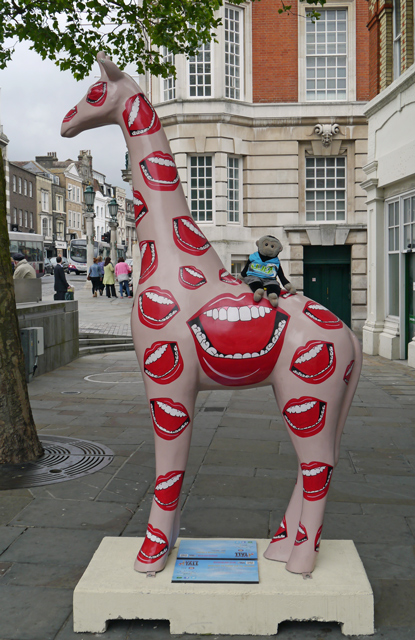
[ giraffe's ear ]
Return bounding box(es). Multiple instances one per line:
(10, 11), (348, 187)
(97, 53), (124, 82)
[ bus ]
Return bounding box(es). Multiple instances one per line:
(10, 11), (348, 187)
(68, 238), (127, 274)
(9, 232), (44, 277)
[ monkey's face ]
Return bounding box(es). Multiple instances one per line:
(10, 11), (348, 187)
(256, 235), (283, 258)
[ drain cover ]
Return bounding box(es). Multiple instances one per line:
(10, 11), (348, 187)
(0, 435), (114, 489)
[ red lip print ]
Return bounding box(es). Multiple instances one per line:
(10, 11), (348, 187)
(140, 151), (179, 191)
(137, 524), (169, 564)
(315, 525), (323, 552)
(343, 360), (354, 385)
(290, 340), (336, 384)
(173, 217), (211, 256)
(86, 81), (107, 107)
(303, 301), (343, 330)
(283, 396), (327, 438)
(271, 515), (287, 543)
(281, 291), (295, 299)
(301, 461), (333, 501)
(134, 190), (148, 227)
(294, 522), (308, 546)
(187, 293), (290, 386)
(123, 93), (161, 137)
(139, 241), (158, 284)
(154, 470), (184, 511)
(179, 265), (207, 290)
(138, 286), (180, 329)
(219, 268), (241, 286)
(63, 106), (77, 123)
(150, 398), (190, 440)
(143, 341), (184, 384)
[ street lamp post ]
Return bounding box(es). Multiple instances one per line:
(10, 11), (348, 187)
(83, 185), (96, 285)
(108, 198), (119, 264)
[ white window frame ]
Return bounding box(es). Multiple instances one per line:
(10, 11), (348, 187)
(188, 41), (213, 99)
(18, 177), (22, 194)
(298, 0), (356, 102)
(227, 156), (242, 224)
(13, 207), (17, 223)
(225, 5), (244, 100)
(42, 216), (48, 236)
(30, 212), (33, 229)
(24, 179), (27, 196)
(12, 175), (16, 192)
(41, 190), (49, 212)
(160, 47), (176, 102)
(29, 182), (33, 198)
(305, 155), (347, 222)
(393, 0), (402, 80)
(188, 155), (214, 224)
(56, 195), (63, 212)
(24, 211), (28, 227)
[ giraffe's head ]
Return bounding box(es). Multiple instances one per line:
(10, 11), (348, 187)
(61, 53), (140, 138)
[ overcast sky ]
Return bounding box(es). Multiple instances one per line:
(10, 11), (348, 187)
(0, 43), (137, 196)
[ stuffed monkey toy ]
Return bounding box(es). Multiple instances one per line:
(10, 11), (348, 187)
(241, 235), (296, 307)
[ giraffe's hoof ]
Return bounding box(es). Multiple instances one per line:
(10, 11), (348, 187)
(253, 288), (265, 302)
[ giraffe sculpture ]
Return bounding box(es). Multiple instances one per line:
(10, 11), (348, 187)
(61, 54), (362, 577)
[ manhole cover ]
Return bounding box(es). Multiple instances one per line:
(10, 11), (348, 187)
(0, 435), (114, 489)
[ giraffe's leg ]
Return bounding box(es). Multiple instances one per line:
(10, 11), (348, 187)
(134, 386), (197, 574)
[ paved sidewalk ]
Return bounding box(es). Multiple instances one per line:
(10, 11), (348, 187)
(1, 349), (415, 639)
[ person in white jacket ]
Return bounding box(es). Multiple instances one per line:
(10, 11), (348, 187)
(12, 253), (36, 279)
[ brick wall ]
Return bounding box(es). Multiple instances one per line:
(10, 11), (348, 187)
(357, 0), (371, 100)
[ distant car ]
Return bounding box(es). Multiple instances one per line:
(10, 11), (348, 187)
(50, 257), (69, 273)
(43, 258), (54, 275)
(68, 262), (80, 274)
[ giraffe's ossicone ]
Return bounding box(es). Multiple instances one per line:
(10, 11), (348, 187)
(61, 54), (362, 577)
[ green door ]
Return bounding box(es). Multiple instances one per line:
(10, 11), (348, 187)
(304, 246), (351, 327)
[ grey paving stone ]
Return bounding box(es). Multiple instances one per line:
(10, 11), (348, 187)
(28, 471), (112, 501)
(180, 507), (270, 539)
(9, 498), (135, 531)
(0, 525), (24, 554)
(356, 544), (415, 580)
(349, 451), (415, 476)
(209, 436), (280, 453)
(199, 465), (256, 477)
(121, 495), (153, 537)
(373, 579), (415, 627)
(203, 449), (298, 470)
(0, 585), (72, 640)
(183, 494), (289, 512)
(191, 474), (295, 501)
(55, 614), (131, 640)
(96, 474), (152, 504)
(320, 514), (415, 544)
(1, 562), (85, 588)
(0, 496), (33, 526)
(362, 503), (415, 517)
(217, 425), (283, 442)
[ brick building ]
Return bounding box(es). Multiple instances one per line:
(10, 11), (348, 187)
(362, 0), (415, 366)
(136, 0), (370, 336)
(9, 162), (37, 233)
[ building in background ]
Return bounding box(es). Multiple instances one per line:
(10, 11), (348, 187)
(361, 0), (415, 366)
(9, 162), (36, 233)
(0, 98), (10, 226)
(114, 186), (126, 249)
(125, 197), (135, 258)
(130, 0), (370, 336)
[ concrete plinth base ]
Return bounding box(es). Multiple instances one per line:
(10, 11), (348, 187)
(73, 538), (374, 636)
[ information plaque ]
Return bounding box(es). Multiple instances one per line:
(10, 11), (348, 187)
(172, 540), (259, 583)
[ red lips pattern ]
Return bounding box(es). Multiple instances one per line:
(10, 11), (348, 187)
(283, 396), (327, 438)
(123, 93), (161, 137)
(137, 524), (169, 564)
(86, 82), (107, 107)
(154, 470), (184, 511)
(301, 461), (333, 501)
(150, 398), (190, 440)
(173, 217), (211, 256)
(140, 151), (179, 191)
(139, 241), (158, 284)
(315, 524), (323, 552)
(133, 190), (149, 227)
(303, 301), (343, 330)
(290, 340), (336, 384)
(138, 286), (180, 329)
(63, 106), (77, 123)
(187, 294), (289, 386)
(143, 341), (183, 384)
(179, 265), (207, 290)
(219, 268), (241, 286)
(294, 522), (308, 546)
(271, 515), (287, 543)
(343, 360), (355, 385)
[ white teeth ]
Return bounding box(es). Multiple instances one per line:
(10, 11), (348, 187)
(298, 524), (306, 534)
(309, 304), (325, 310)
(206, 310), (213, 317)
(146, 291), (173, 305)
(146, 530), (165, 544)
(149, 156), (176, 167)
(157, 401), (186, 418)
(242, 353), (251, 359)
(128, 96), (140, 127)
(251, 307), (260, 319)
(203, 305), (273, 323)
(140, 244), (147, 260)
(134, 196), (144, 207)
(233, 353), (242, 359)
(140, 547), (168, 560)
(155, 473), (181, 491)
(239, 306), (251, 321)
(207, 347), (217, 356)
(185, 267), (201, 278)
(219, 308), (227, 320)
(227, 307), (239, 322)
(145, 343), (168, 365)
(286, 401), (317, 415)
(181, 217), (206, 238)
(212, 309), (219, 320)
(295, 343), (324, 364)
(302, 466), (326, 477)
(259, 307), (265, 317)
(141, 162), (179, 185)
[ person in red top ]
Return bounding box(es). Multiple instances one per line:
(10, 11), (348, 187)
(114, 257), (132, 297)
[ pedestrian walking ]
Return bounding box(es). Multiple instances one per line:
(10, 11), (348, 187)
(12, 253), (36, 279)
(54, 255), (70, 300)
(97, 255), (105, 296)
(103, 257), (117, 298)
(114, 257), (132, 297)
(88, 257), (102, 297)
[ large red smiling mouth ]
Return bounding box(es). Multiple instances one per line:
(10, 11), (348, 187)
(173, 217), (211, 255)
(137, 524), (169, 563)
(179, 265), (207, 289)
(154, 470), (184, 511)
(294, 522), (308, 546)
(86, 82), (107, 107)
(187, 294), (289, 386)
(271, 515), (287, 543)
(138, 286), (180, 329)
(123, 93), (161, 137)
(301, 462), (333, 501)
(63, 106), (77, 123)
(290, 341), (336, 384)
(283, 396), (327, 438)
(150, 398), (190, 440)
(134, 190), (149, 226)
(143, 341), (183, 384)
(139, 241), (158, 284)
(140, 151), (179, 191)
(343, 360), (354, 384)
(219, 268), (241, 286)
(303, 301), (343, 330)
